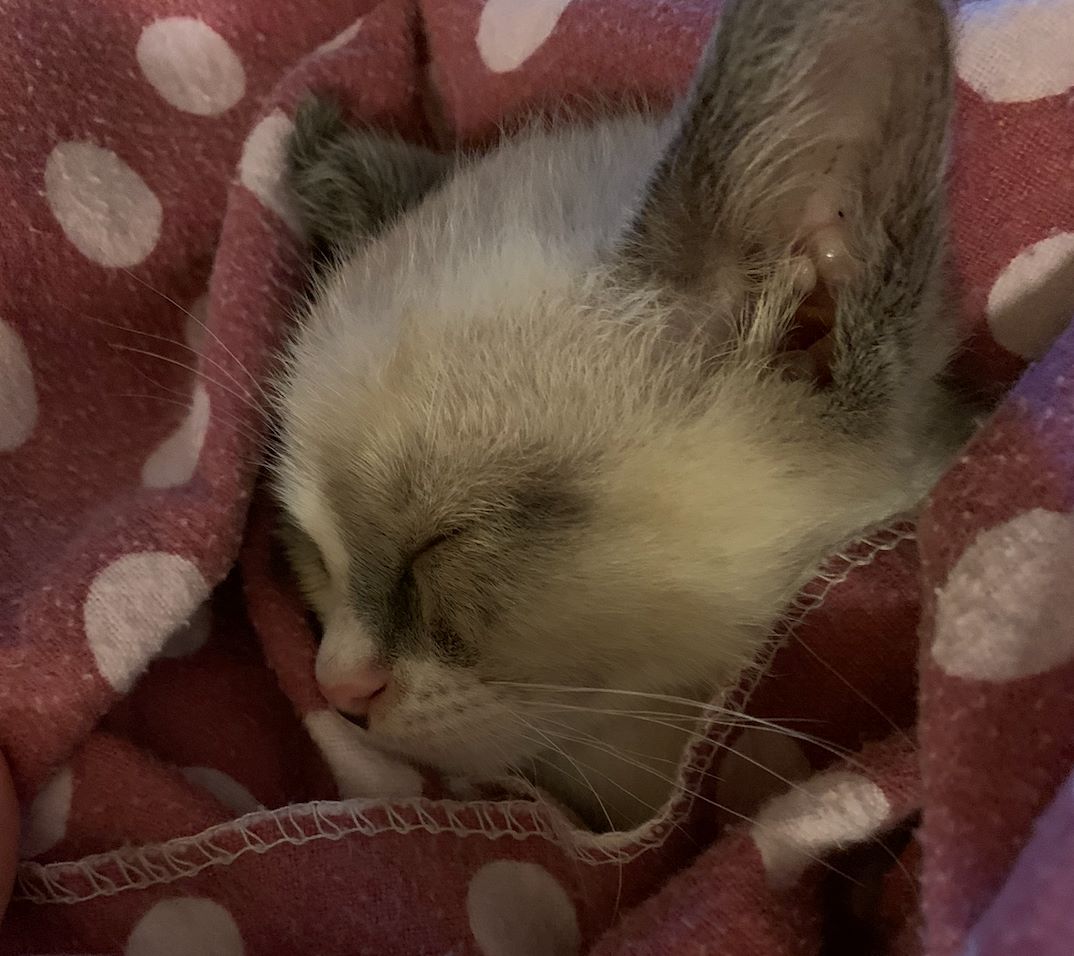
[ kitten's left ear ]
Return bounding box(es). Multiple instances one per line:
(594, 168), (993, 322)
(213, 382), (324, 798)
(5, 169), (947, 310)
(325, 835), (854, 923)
(287, 97), (453, 261)
(621, 0), (953, 312)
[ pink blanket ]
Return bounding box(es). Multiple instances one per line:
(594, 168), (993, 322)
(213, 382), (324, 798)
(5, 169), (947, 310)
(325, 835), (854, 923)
(2, 0), (1073, 953)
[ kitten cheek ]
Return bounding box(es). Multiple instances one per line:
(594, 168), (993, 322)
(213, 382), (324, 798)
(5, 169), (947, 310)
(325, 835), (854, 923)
(367, 666), (526, 776)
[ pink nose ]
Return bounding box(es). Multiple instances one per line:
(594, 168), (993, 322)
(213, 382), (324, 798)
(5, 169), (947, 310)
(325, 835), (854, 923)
(319, 663), (391, 728)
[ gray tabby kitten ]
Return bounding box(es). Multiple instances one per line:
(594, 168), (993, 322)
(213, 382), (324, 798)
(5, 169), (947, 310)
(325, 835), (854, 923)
(272, 0), (967, 830)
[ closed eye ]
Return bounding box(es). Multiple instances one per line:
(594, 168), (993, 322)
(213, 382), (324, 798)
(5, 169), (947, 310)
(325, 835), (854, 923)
(406, 527), (468, 640)
(410, 526), (467, 564)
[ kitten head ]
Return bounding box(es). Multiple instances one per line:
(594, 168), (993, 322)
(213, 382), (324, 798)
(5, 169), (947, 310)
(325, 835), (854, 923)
(271, 0), (953, 828)
(273, 303), (773, 781)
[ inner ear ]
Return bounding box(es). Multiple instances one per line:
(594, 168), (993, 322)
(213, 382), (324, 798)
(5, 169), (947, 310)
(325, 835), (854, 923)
(620, 0), (951, 321)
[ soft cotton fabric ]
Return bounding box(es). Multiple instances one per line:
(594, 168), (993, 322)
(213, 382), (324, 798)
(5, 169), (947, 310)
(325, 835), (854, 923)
(2, 1), (1073, 953)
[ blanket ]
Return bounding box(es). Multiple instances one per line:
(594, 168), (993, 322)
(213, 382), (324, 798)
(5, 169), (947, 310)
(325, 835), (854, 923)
(2, 0), (1073, 953)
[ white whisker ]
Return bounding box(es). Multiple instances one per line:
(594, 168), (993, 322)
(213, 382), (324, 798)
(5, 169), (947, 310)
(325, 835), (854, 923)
(517, 719), (864, 886)
(92, 315), (267, 416)
(109, 343), (266, 417)
(511, 713), (625, 917)
(501, 682), (862, 767)
(120, 267), (274, 403)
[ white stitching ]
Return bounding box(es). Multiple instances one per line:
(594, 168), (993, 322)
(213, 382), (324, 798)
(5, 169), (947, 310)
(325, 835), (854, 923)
(618, 516), (919, 853)
(14, 519), (915, 907)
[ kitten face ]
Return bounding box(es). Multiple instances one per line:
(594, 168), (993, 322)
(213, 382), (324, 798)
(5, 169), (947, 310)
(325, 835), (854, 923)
(272, 0), (959, 830)
(273, 304), (762, 793)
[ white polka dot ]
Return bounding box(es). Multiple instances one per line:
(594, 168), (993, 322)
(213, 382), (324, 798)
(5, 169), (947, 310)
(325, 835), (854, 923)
(238, 111), (302, 233)
(160, 600), (212, 658)
(83, 552), (209, 691)
(957, 0), (1074, 102)
(20, 766), (73, 859)
(750, 771), (891, 889)
(183, 293), (209, 352)
(45, 142), (162, 268)
(304, 709), (425, 798)
(0, 319), (38, 452)
(137, 17), (245, 116)
(987, 232), (1074, 360)
(476, 0), (574, 73)
(141, 384), (210, 488)
(714, 729), (812, 818)
(126, 897), (244, 956)
(468, 860), (580, 956)
(181, 767), (262, 814)
(314, 18), (364, 56)
(933, 509), (1074, 680)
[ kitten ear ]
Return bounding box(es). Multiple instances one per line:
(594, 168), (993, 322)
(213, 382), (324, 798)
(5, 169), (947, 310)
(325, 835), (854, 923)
(622, 0), (952, 307)
(287, 97), (453, 260)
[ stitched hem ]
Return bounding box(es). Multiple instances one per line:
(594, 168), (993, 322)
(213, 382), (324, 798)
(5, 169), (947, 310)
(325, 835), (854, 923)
(15, 518), (915, 907)
(634, 515), (918, 846)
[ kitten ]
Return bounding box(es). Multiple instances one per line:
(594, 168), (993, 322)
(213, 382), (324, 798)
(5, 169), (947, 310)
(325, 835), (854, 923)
(271, 0), (967, 831)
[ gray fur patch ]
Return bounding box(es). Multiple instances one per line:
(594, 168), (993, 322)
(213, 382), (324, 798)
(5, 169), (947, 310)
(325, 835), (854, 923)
(621, 0), (957, 440)
(287, 96), (454, 262)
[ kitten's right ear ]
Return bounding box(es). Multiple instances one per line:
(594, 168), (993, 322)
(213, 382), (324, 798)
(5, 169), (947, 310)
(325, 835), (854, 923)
(621, 0), (952, 311)
(287, 97), (453, 260)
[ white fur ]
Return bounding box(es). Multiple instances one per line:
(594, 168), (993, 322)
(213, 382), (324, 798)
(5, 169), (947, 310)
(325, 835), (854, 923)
(315, 603), (379, 689)
(283, 114), (676, 383)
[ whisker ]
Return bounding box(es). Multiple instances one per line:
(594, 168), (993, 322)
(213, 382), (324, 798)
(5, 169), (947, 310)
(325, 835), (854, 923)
(467, 720), (628, 851)
(518, 720), (865, 886)
(523, 700), (821, 729)
(513, 715), (626, 917)
(520, 740), (702, 852)
(120, 268), (274, 401)
(522, 700), (748, 730)
(114, 393), (266, 451)
(521, 745), (633, 913)
(517, 716), (618, 834)
(546, 726), (871, 885)
(106, 349), (267, 453)
(501, 683), (862, 767)
(518, 700), (856, 764)
(527, 712), (695, 770)
(521, 708), (713, 769)
(526, 713), (916, 893)
(530, 711), (875, 853)
(90, 316), (266, 415)
(791, 635), (913, 745)
(109, 343), (265, 417)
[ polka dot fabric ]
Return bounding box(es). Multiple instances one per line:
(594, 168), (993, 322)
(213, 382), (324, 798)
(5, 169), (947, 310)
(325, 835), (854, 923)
(0, 1), (1071, 954)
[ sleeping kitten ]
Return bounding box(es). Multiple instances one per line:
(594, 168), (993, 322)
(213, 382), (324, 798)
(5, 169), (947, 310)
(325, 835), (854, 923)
(271, 0), (967, 830)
